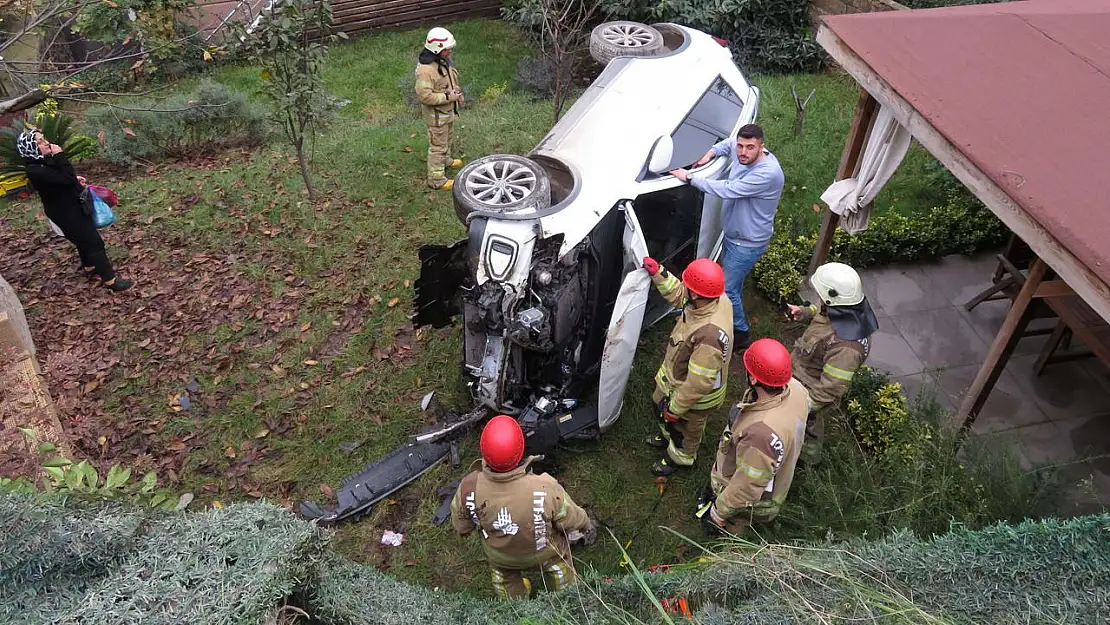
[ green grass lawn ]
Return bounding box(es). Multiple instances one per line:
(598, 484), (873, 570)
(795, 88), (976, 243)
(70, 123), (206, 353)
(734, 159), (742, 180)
(0, 19), (1001, 596)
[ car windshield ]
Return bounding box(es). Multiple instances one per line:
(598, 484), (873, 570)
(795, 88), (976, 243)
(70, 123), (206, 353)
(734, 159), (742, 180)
(667, 76), (745, 169)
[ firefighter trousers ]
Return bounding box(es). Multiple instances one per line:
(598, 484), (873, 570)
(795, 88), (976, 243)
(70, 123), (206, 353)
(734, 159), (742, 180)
(426, 121), (454, 188)
(801, 405), (829, 466)
(491, 558), (576, 600)
(652, 388), (713, 466)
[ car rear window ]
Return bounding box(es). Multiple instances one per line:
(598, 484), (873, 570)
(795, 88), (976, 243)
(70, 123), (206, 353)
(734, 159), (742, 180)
(668, 76), (745, 169)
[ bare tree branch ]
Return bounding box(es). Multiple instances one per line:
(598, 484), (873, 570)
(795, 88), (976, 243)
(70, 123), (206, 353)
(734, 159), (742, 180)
(0, 88), (47, 115)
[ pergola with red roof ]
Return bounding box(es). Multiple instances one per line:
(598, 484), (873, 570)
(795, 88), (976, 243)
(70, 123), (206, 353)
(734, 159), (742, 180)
(810, 0), (1110, 429)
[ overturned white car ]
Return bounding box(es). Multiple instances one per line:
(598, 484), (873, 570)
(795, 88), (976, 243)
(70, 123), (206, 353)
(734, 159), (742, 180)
(417, 21), (759, 433)
(302, 21), (759, 523)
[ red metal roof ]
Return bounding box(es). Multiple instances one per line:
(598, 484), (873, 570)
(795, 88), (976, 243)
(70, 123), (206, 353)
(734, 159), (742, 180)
(824, 0), (1110, 287)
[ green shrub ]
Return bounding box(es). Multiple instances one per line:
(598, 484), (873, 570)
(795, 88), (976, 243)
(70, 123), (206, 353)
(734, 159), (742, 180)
(82, 79), (267, 165)
(0, 493), (325, 625)
(845, 366), (920, 459)
(771, 367), (1061, 544)
(0, 111), (98, 180)
(753, 199), (1009, 302)
(4, 490), (1104, 625)
(595, 0), (827, 75)
(71, 0), (213, 87)
(0, 432), (187, 511)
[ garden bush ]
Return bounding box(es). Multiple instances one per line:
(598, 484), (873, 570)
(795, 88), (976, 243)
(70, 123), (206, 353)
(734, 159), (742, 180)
(753, 198), (1009, 302)
(597, 0), (826, 74)
(502, 0), (825, 75)
(0, 492), (326, 625)
(83, 79), (266, 165)
(5, 488), (1105, 624)
(773, 366), (1062, 543)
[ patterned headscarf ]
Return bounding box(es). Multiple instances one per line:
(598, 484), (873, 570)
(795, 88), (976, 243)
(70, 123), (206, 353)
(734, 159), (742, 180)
(16, 129), (43, 161)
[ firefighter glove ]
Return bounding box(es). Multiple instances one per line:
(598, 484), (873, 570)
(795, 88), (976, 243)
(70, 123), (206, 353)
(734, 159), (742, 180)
(642, 256), (660, 276)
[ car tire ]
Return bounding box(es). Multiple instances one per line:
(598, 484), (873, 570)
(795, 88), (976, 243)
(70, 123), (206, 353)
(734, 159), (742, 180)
(589, 21), (665, 66)
(452, 154), (552, 224)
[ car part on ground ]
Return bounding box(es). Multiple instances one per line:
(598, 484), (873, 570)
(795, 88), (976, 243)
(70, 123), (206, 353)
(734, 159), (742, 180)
(299, 438), (455, 523)
(300, 392), (600, 524)
(589, 21), (664, 65)
(452, 154), (552, 225)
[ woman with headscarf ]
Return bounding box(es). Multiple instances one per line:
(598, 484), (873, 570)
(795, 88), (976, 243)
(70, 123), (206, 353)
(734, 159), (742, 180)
(18, 129), (131, 291)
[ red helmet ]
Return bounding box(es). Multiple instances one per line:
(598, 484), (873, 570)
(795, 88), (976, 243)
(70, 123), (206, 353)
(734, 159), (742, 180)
(480, 415), (525, 472)
(743, 338), (793, 388)
(681, 259), (725, 299)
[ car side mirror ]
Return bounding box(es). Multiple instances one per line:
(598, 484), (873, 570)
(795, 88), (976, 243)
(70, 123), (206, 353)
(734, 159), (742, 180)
(647, 135), (674, 174)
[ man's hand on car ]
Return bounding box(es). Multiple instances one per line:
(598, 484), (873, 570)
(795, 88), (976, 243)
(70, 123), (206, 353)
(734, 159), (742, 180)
(642, 256), (660, 276)
(693, 150), (715, 167)
(670, 168), (690, 182)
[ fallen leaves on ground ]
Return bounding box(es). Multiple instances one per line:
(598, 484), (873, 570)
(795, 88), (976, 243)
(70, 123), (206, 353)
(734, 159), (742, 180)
(0, 193), (423, 485)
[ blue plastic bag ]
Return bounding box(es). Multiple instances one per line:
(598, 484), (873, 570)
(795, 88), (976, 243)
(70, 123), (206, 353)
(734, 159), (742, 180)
(90, 189), (116, 229)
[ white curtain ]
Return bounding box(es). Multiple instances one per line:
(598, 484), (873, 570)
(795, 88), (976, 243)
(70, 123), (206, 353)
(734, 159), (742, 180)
(820, 105), (912, 234)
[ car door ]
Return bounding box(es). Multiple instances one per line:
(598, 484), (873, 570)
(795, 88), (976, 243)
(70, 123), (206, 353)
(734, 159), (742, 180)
(597, 201), (652, 431)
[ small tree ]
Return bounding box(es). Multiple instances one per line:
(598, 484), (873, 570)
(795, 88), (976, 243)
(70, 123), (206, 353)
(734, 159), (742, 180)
(539, 0), (602, 123)
(233, 0), (343, 200)
(507, 0), (602, 124)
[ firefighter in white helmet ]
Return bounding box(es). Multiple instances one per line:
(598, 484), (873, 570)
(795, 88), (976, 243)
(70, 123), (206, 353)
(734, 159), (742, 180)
(415, 27), (464, 190)
(785, 262), (879, 465)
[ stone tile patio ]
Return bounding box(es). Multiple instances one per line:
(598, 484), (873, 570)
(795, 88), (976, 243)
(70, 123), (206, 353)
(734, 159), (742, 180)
(805, 253), (1110, 515)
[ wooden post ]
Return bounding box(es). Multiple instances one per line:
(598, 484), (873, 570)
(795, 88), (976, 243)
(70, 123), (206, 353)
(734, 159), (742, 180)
(957, 258), (1048, 433)
(809, 88), (879, 276)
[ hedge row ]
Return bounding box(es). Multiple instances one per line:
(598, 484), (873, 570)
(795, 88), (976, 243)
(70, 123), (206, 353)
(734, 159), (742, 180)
(3, 490), (1108, 624)
(753, 200), (1008, 302)
(0, 492), (325, 625)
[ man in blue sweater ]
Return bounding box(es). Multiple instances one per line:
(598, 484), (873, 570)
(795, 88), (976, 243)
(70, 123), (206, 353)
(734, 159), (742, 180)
(671, 124), (785, 349)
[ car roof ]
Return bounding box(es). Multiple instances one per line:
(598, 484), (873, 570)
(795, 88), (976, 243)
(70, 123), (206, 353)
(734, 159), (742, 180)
(530, 24), (754, 256)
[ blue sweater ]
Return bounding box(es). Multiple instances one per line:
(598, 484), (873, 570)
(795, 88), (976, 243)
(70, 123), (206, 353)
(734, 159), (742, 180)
(689, 138), (785, 248)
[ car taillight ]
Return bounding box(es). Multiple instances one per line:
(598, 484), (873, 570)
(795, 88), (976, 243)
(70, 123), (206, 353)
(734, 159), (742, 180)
(712, 36), (729, 47)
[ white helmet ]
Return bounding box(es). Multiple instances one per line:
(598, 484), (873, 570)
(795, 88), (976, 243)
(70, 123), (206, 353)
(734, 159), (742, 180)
(425, 27), (456, 54)
(810, 262), (865, 307)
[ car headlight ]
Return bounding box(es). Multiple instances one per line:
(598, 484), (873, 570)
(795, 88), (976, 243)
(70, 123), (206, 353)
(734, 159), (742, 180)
(484, 235), (518, 282)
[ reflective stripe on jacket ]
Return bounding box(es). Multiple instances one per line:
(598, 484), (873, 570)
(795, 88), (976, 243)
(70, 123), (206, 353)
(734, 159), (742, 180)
(450, 457), (590, 570)
(710, 379), (809, 524)
(415, 61), (459, 127)
(650, 267), (734, 414)
(791, 306), (869, 410)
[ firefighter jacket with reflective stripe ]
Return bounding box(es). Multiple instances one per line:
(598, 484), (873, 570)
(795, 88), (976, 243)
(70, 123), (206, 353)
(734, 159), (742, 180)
(710, 379), (809, 522)
(415, 60), (459, 127)
(451, 456), (590, 570)
(650, 267), (734, 415)
(791, 306), (870, 410)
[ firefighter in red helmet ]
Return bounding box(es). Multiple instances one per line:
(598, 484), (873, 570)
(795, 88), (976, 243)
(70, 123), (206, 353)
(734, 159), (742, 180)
(642, 256), (735, 476)
(451, 415), (597, 599)
(696, 338), (810, 536)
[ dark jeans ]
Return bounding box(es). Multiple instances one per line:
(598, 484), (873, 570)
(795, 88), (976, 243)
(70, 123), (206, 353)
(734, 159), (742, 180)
(721, 240), (768, 332)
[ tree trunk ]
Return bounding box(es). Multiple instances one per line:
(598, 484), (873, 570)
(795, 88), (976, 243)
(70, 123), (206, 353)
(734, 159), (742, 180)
(295, 142), (316, 200)
(552, 53), (565, 124)
(794, 109), (806, 138)
(0, 89), (47, 116)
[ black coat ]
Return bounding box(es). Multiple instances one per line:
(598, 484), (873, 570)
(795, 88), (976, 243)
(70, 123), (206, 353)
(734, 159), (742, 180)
(25, 154), (85, 223)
